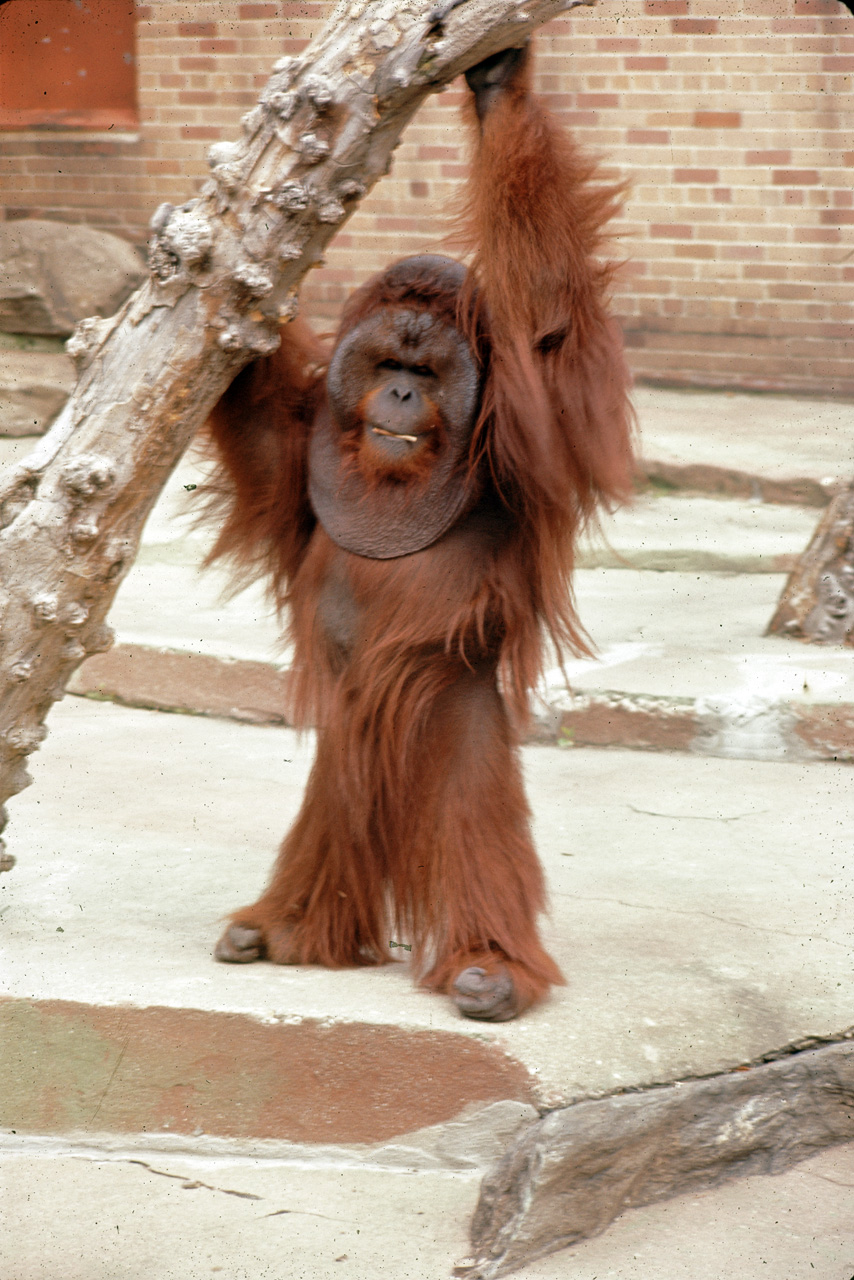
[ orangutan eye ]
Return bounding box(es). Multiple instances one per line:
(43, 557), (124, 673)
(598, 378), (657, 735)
(378, 358), (402, 371)
(411, 364), (434, 377)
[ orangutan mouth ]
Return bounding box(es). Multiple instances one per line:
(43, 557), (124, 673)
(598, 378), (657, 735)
(370, 426), (419, 443)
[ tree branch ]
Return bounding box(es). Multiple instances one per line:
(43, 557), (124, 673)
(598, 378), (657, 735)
(766, 480), (854, 647)
(0, 0), (591, 870)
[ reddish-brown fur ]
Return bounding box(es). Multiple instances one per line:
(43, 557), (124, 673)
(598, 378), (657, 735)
(203, 52), (635, 1019)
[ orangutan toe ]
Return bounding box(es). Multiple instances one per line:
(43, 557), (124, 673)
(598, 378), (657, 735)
(214, 923), (264, 963)
(453, 965), (519, 1022)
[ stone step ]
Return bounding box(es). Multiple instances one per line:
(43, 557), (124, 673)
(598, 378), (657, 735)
(69, 558), (854, 762)
(580, 492), (819, 573)
(4, 386), (853, 763)
(71, 531), (854, 761)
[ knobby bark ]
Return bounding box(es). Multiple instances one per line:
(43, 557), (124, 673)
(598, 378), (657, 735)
(767, 480), (854, 647)
(0, 0), (590, 871)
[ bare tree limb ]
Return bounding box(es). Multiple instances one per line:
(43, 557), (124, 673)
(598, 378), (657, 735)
(766, 480), (854, 647)
(0, 0), (592, 870)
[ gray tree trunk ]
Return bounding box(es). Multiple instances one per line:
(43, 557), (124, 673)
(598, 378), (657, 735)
(0, 0), (589, 872)
(766, 481), (854, 646)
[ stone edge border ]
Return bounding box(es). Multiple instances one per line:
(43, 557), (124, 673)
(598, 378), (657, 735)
(459, 1033), (854, 1278)
(636, 458), (838, 509)
(69, 644), (854, 764)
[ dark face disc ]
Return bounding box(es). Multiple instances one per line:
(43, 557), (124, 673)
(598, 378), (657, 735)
(308, 305), (481, 559)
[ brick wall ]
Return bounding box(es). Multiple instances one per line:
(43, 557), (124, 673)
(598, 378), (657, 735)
(564, 0), (854, 394)
(0, 2), (320, 238)
(1, 0), (853, 395)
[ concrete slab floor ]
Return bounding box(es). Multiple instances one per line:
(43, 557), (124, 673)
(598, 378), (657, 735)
(1, 1141), (852, 1280)
(560, 570), (854, 706)
(579, 492), (819, 572)
(0, 1151), (479, 1280)
(631, 386), (854, 486)
(1, 699), (851, 1110)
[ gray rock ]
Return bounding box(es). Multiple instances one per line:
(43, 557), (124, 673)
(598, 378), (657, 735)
(0, 349), (76, 436)
(466, 1038), (854, 1278)
(0, 220), (145, 336)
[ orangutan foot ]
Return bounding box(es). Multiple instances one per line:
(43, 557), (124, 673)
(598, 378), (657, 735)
(214, 923), (264, 963)
(453, 965), (519, 1022)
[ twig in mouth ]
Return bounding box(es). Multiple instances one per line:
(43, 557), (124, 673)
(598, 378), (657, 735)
(371, 427), (418, 443)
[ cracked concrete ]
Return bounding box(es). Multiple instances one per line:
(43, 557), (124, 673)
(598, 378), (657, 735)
(2, 1135), (853, 1279)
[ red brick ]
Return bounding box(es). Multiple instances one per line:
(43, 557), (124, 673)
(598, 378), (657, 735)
(743, 265), (788, 280)
(722, 245), (763, 260)
(627, 129), (669, 144)
(198, 40), (239, 53)
(239, 3), (279, 15)
(821, 209), (854, 224)
(417, 145), (458, 160)
(771, 19), (815, 33)
(694, 111), (741, 128)
(823, 56), (854, 71)
(625, 57), (669, 70)
(772, 169), (820, 185)
(794, 228), (842, 243)
(674, 243), (716, 258)
(650, 224), (693, 238)
(596, 38), (640, 51)
(181, 126), (221, 140)
(673, 169), (719, 183)
(577, 94), (620, 108)
(672, 18), (719, 33)
(645, 0), (688, 12)
(178, 58), (217, 71)
(746, 150), (791, 165)
(178, 22), (217, 38)
(179, 92), (217, 105)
